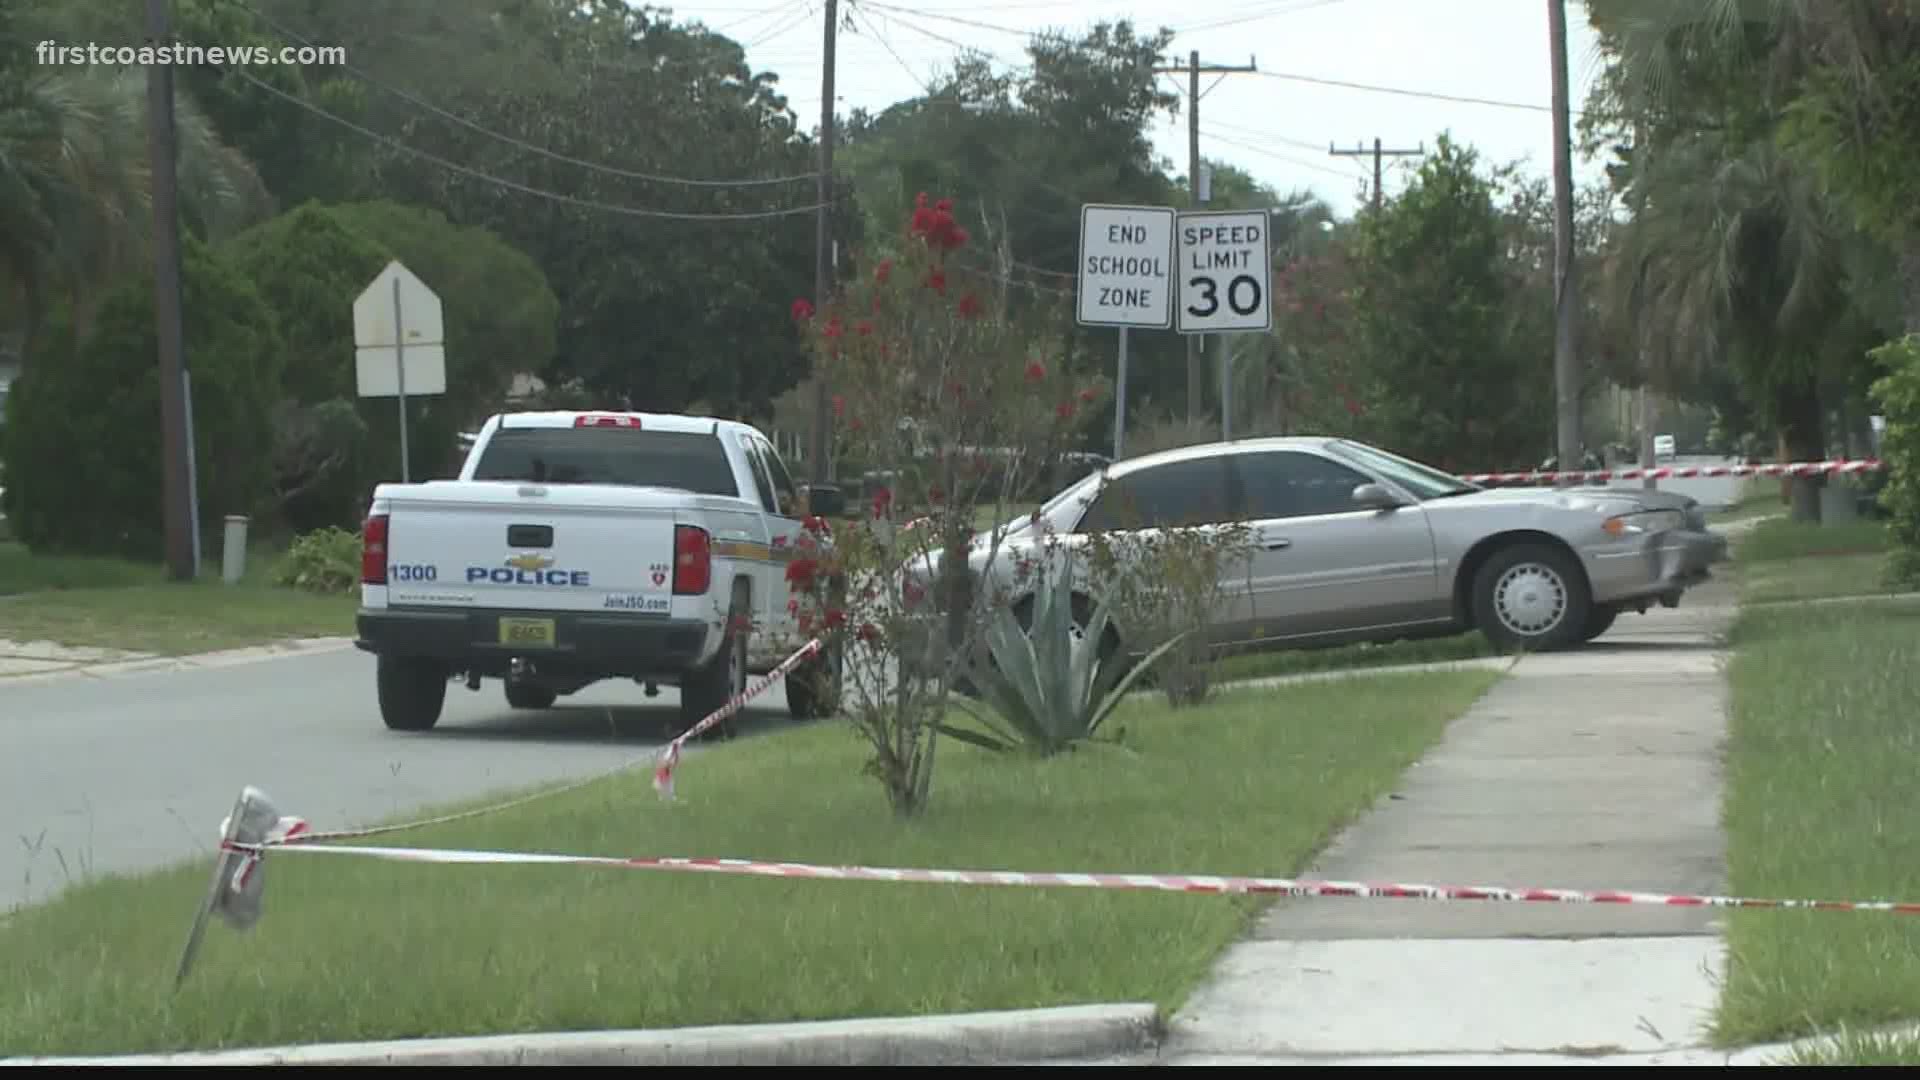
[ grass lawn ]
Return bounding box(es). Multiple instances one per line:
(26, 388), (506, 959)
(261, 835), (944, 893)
(1712, 602), (1920, 1049)
(1731, 517), (1912, 606)
(0, 668), (1500, 1057)
(1211, 630), (1497, 683)
(0, 540), (356, 655)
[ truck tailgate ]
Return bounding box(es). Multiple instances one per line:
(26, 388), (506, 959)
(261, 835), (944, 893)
(382, 485), (679, 615)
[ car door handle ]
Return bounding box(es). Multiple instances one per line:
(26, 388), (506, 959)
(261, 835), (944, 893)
(1263, 537), (1291, 551)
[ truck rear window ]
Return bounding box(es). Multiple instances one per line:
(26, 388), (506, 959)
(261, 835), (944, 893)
(470, 427), (739, 496)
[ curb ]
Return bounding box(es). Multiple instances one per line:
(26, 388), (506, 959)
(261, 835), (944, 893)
(0, 637), (355, 687)
(0, 1003), (1164, 1067)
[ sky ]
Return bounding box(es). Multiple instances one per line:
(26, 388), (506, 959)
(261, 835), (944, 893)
(661, 0), (1614, 220)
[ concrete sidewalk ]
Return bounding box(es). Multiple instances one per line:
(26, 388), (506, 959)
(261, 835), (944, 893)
(1155, 576), (1743, 1064)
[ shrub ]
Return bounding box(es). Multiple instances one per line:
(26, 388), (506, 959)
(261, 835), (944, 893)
(272, 527), (362, 594)
(0, 235), (281, 560)
(785, 192), (1105, 817)
(1868, 334), (1920, 586)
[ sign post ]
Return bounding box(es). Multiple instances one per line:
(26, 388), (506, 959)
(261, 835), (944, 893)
(1176, 209), (1273, 439)
(1077, 203), (1176, 460)
(354, 260), (447, 483)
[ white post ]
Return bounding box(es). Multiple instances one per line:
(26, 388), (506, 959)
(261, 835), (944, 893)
(393, 275), (410, 483)
(221, 515), (249, 585)
(1114, 327), (1129, 460)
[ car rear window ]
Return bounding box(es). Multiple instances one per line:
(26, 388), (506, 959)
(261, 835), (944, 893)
(470, 427), (739, 496)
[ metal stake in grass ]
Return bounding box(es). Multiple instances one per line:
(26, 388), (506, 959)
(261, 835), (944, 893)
(174, 786), (286, 988)
(175, 788), (249, 989)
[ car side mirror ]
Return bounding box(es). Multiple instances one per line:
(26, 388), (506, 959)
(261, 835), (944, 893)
(803, 483), (846, 518)
(1352, 483), (1405, 510)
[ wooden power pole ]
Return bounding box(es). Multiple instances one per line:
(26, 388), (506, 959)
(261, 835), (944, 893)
(1548, 0), (1582, 474)
(1155, 49), (1257, 425)
(807, 0), (839, 485)
(145, 0), (197, 581)
(1329, 138), (1423, 210)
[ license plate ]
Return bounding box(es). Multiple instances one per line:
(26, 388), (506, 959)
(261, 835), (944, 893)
(498, 617), (556, 647)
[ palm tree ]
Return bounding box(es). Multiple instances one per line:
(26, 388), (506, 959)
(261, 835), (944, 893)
(0, 67), (269, 371)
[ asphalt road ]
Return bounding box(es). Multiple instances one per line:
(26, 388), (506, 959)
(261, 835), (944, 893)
(0, 648), (795, 914)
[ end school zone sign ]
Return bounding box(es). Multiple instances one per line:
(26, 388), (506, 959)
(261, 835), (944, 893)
(1076, 204), (1176, 329)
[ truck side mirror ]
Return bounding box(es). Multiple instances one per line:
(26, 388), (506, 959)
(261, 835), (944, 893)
(804, 483), (846, 518)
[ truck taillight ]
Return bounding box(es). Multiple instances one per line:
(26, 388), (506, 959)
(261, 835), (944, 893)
(362, 513), (389, 585)
(575, 414), (642, 428)
(673, 524), (710, 595)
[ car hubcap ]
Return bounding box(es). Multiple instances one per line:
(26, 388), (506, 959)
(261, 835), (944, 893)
(1494, 564), (1566, 636)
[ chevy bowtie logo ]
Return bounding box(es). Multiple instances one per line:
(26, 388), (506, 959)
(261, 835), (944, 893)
(505, 553), (554, 572)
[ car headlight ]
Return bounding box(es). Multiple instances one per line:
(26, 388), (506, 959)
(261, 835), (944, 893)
(1602, 509), (1685, 537)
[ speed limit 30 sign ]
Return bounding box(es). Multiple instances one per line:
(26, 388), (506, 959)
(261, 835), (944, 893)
(1176, 209), (1272, 334)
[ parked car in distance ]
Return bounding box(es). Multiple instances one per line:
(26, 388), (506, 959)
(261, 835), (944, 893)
(949, 435), (1728, 663)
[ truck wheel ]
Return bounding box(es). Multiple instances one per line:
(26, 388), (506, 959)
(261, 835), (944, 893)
(377, 655), (447, 731)
(786, 642), (841, 720)
(1470, 542), (1591, 654)
(504, 682), (558, 709)
(680, 598), (748, 738)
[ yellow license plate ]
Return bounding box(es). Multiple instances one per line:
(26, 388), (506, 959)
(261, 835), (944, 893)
(498, 617), (556, 647)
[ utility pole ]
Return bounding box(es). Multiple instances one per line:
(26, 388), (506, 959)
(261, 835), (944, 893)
(1548, 0), (1583, 475)
(1155, 49), (1257, 425)
(807, 0), (839, 486)
(145, 0), (196, 581)
(1328, 138), (1424, 210)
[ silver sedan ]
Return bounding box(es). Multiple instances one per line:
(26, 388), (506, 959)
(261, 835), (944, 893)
(954, 436), (1728, 658)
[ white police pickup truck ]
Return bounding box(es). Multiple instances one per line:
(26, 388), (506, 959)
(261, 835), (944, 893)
(354, 410), (845, 734)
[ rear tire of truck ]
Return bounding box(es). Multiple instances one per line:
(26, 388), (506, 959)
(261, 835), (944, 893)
(679, 595), (749, 739)
(377, 656), (447, 731)
(785, 642), (841, 720)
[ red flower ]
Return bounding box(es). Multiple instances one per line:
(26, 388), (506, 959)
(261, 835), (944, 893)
(1343, 396), (1363, 417)
(823, 608), (848, 630)
(927, 484), (944, 504)
(791, 298), (814, 322)
(856, 622), (882, 644)
(802, 514), (831, 536)
(831, 395), (846, 418)
(927, 269), (947, 294)
(798, 612), (814, 633)
(855, 319), (874, 336)
(956, 292), (983, 319)
(785, 556), (819, 587)
(871, 486), (893, 518)
(902, 582), (925, 608)
(821, 317), (843, 339)
(1025, 361), (1046, 382)
(875, 258), (893, 283)
(1056, 401), (1076, 420)
(1078, 387), (1097, 403)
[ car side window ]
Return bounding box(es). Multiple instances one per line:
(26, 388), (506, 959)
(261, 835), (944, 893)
(1074, 457), (1233, 532)
(736, 434), (780, 515)
(1235, 451), (1374, 519)
(757, 437), (800, 518)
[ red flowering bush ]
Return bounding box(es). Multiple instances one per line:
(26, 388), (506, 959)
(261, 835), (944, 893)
(786, 192), (1107, 817)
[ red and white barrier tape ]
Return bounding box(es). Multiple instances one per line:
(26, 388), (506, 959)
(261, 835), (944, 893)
(219, 841), (1920, 916)
(652, 637), (821, 800)
(1460, 458), (1884, 486)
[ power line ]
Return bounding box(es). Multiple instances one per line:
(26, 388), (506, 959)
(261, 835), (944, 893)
(861, 2), (1035, 39)
(221, 65), (838, 221)
(1170, 0), (1350, 33)
(1251, 68), (1570, 114)
(1202, 129), (1360, 181)
(224, 0), (823, 188)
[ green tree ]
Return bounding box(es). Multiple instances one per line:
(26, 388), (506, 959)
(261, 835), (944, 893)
(1, 234), (281, 558)
(1344, 135), (1554, 471)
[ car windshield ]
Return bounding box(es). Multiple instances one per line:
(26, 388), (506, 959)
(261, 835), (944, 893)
(1328, 440), (1480, 500)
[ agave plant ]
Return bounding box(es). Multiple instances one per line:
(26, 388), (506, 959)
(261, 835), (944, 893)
(942, 547), (1187, 756)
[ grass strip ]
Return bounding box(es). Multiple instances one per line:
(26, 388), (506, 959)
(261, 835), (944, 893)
(1713, 602), (1920, 1048)
(0, 669), (1499, 1056)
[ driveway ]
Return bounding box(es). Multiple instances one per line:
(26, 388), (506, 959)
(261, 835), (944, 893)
(0, 648), (793, 914)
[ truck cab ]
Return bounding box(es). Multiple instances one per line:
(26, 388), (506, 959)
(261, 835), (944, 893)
(354, 410), (843, 735)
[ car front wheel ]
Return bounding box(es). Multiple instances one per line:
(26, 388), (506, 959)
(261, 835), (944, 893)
(1470, 542), (1591, 653)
